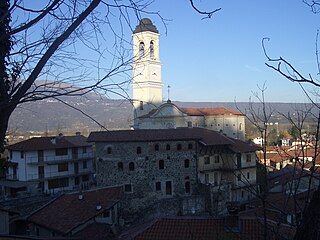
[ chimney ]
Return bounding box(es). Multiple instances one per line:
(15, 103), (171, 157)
(96, 202), (102, 211)
(50, 137), (56, 145)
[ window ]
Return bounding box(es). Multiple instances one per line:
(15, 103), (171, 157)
(237, 173), (241, 181)
(205, 174), (209, 184)
(150, 41), (154, 58)
(58, 162), (68, 172)
(246, 154), (252, 162)
(107, 147), (112, 154)
(56, 148), (68, 156)
(124, 184), (132, 193)
(237, 153), (242, 169)
(48, 178), (69, 189)
(226, 124), (229, 126)
(188, 143), (193, 150)
(83, 160), (87, 169)
(154, 144), (159, 151)
(159, 160), (164, 169)
(177, 144), (182, 150)
(204, 156), (210, 165)
(155, 182), (161, 191)
(20, 151), (24, 159)
(185, 181), (191, 194)
(82, 175), (89, 182)
(82, 146), (87, 154)
(214, 155), (220, 163)
(139, 42), (145, 57)
(140, 101), (143, 110)
(239, 123), (243, 131)
(75, 177), (80, 185)
(214, 172), (218, 186)
(118, 162), (123, 171)
(129, 162), (135, 171)
(165, 181), (172, 195)
(187, 121), (192, 127)
(166, 144), (170, 150)
(247, 172), (250, 179)
(137, 147), (142, 154)
(184, 159), (190, 168)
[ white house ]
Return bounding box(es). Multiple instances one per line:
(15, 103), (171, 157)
(7, 133), (94, 193)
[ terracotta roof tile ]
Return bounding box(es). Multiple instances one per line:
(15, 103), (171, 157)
(9, 135), (92, 151)
(119, 216), (293, 240)
(28, 186), (123, 235)
(180, 107), (244, 116)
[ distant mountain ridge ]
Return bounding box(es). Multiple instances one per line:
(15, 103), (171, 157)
(8, 93), (317, 132)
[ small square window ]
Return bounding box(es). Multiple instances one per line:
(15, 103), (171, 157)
(214, 155), (220, 163)
(246, 154), (252, 162)
(124, 184), (132, 193)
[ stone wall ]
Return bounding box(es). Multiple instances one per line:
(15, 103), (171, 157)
(95, 140), (203, 222)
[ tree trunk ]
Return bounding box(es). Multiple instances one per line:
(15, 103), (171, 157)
(0, 105), (14, 153)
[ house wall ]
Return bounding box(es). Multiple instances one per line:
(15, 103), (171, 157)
(8, 146), (94, 193)
(95, 140), (199, 219)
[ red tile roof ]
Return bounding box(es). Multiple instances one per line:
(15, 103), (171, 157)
(119, 216), (294, 240)
(28, 186), (123, 235)
(180, 107), (244, 116)
(9, 135), (92, 151)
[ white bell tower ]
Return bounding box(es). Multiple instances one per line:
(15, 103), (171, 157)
(132, 18), (162, 121)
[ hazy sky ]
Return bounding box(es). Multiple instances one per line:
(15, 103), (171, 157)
(141, 0), (320, 103)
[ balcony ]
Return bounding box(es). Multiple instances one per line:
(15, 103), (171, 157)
(26, 152), (94, 165)
(199, 163), (235, 173)
(27, 168), (95, 181)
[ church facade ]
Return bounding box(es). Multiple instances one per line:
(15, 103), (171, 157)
(132, 19), (246, 140)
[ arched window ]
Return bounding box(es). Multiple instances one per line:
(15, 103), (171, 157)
(177, 143), (182, 151)
(118, 162), (123, 171)
(137, 146), (142, 154)
(154, 144), (159, 151)
(107, 147), (112, 154)
(184, 159), (190, 168)
(166, 144), (170, 150)
(150, 41), (154, 59)
(159, 160), (164, 169)
(139, 42), (145, 57)
(129, 162), (135, 171)
(239, 123), (243, 131)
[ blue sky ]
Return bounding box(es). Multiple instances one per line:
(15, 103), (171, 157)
(19, 1), (320, 103)
(139, 0), (320, 103)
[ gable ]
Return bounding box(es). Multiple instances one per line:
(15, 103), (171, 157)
(150, 103), (187, 118)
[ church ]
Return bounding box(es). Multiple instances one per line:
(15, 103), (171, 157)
(132, 18), (245, 140)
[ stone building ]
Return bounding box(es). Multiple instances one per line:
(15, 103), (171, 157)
(88, 127), (259, 221)
(131, 19), (245, 140)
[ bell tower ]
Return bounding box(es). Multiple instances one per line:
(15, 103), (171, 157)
(132, 18), (162, 121)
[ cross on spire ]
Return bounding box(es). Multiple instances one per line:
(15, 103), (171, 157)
(167, 85), (171, 101)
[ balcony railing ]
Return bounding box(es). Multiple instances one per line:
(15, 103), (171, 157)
(6, 174), (18, 180)
(26, 152), (94, 165)
(199, 163), (235, 172)
(27, 168), (94, 181)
